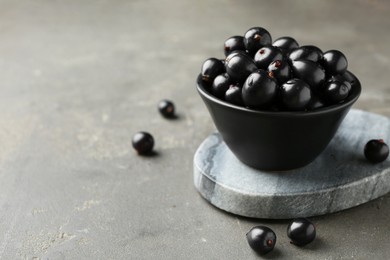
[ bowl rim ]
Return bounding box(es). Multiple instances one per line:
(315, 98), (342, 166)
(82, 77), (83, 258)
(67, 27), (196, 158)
(196, 71), (361, 117)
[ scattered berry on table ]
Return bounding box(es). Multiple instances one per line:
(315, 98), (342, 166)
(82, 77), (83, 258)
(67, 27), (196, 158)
(158, 100), (175, 118)
(364, 139), (389, 163)
(246, 226), (276, 255)
(287, 218), (316, 246)
(132, 132), (154, 155)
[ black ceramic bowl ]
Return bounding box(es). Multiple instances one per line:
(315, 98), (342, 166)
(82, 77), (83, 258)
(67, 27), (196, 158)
(196, 73), (361, 171)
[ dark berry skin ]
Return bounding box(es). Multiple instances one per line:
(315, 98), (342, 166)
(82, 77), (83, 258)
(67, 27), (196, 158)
(254, 46), (283, 69)
(246, 226), (276, 255)
(225, 52), (257, 83)
(327, 75), (352, 92)
(268, 59), (292, 84)
(244, 27), (272, 56)
(364, 139), (389, 163)
(321, 50), (348, 76)
(242, 70), (278, 109)
(224, 36), (246, 56)
(225, 84), (244, 106)
(212, 73), (232, 99)
(307, 94), (325, 110)
(322, 80), (350, 104)
(287, 218), (316, 247)
(132, 132), (154, 155)
(341, 70), (357, 89)
(272, 36), (299, 55)
(289, 45), (323, 63)
(158, 100), (175, 118)
(291, 60), (326, 91)
(280, 79), (311, 111)
(201, 58), (225, 85)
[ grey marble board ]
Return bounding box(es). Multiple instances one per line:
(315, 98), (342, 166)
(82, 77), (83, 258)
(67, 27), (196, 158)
(193, 109), (390, 219)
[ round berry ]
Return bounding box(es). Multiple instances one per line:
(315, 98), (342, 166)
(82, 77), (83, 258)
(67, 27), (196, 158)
(321, 50), (348, 76)
(246, 226), (276, 255)
(212, 73), (232, 99)
(254, 46), (283, 69)
(242, 70), (278, 109)
(225, 84), (244, 106)
(341, 70), (357, 89)
(322, 81), (350, 104)
(327, 75), (352, 92)
(280, 79), (311, 111)
(224, 36), (246, 56)
(289, 45), (323, 63)
(158, 100), (175, 118)
(272, 36), (299, 55)
(225, 52), (257, 83)
(244, 27), (272, 56)
(132, 132), (154, 155)
(291, 60), (326, 90)
(200, 58), (225, 85)
(268, 59), (292, 84)
(364, 139), (389, 163)
(287, 218), (316, 246)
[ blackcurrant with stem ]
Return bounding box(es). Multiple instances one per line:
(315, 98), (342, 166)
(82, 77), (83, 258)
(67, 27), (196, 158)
(224, 36), (246, 56)
(158, 100), (175, 118)
(246, 226), (276, 255)
(200, 58), (225, 85)
(244, 27), (272, 56)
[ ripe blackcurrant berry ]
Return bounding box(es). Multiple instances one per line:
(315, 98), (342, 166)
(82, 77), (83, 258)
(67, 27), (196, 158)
(272, 36), (299, 55)
(158, 100), (175, 118)
(212, 73), (232, 99)
(280, 79), (311, 111)
(254, 46), (283, 70)
(200, 58), (225, 85)
(224, 35), (246, 56)
(321, 50), (348, 76)
(246, 226), (276, 255)
(291, 60), (326, 91)
(322, 80), (350, 104)
(289, 45), (323, 63)
(242, 70), (278, 109)
(225, 52), (257, 83)
(268, 59), (292, 84)
(244, 27), (272, 56)
(132, 132), (154, 155)
(225, 84), (243, 106)
(287, 218), (316, 246)
(364, 139), (389, 163)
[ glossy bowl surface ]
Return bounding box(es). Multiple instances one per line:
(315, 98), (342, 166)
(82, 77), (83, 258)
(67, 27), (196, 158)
(196, 72), (361, 171)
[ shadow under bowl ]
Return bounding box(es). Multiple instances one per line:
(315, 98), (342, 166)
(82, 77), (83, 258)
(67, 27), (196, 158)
(196, 73), (361, 171)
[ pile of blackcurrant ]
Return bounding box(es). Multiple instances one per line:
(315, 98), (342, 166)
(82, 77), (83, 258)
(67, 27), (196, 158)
(199, 26), (358, 111)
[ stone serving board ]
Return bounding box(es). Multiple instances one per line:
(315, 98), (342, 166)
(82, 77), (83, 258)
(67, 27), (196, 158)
(193, 109), (390, 219)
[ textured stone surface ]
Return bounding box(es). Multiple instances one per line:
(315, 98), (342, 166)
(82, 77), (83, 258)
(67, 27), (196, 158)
(1, 1), (390, 259)
(194, 109), (390, 219)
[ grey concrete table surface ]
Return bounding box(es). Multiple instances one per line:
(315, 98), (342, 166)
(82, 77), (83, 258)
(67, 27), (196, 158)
(1, 0), (390, 259)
